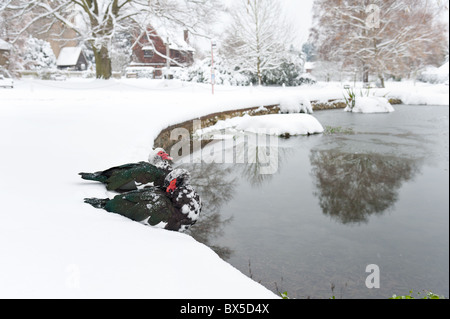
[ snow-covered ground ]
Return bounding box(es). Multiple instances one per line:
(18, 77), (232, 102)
(0, 78), (448, 298)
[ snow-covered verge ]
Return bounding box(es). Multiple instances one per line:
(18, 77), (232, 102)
(0, 78), (448, 298)
(0, 79), (286, 299)
(375, 81), (449, 106)
(308, 81), (449, 106)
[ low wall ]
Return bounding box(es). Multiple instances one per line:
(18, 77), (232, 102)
(154, 99), (348, 152)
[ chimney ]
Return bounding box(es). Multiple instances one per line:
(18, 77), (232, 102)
(184, 30), (189, 44)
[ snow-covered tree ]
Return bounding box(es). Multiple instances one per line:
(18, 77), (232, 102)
(175, 55), (251, 86)
(19, 36), (57, 70)
(310, 0), (448, 86)
(111, 31), (132, 74)
(3, 0), (222, 79)
(222, 0), (294, 85)
(259, 46), (312, 86)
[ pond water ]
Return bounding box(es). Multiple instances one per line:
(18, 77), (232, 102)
(176, 105), (449, 299)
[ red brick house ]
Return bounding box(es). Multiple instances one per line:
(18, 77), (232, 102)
(129, 26), (195, 78)
(0, 39), (11, 67)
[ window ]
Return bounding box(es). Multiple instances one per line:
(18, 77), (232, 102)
(143, 50), (154, 58)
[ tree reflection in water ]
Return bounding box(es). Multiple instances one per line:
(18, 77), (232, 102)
(175, 137), (291, 259)
(310, 149), (421, 224)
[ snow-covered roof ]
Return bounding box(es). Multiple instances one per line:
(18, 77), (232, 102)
(148, 22), (195, 52)
(0, 39), (12, 51)
(304, 62), (315, 70)
(438, 61), (449, 74)
(57, 47), (82, 66)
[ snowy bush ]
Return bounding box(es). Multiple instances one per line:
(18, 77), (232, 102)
(176, 54), (315, 87)
(279, 94), (313, 114)
(260, 61), (316, 86)
(111, 33), (132, 74)
(345, 96), (395, 113)
(175, 56), (250, 86)
(125, 66), (155, 78)
(417, 62), (449, 84)
(19, 36), (56, 71)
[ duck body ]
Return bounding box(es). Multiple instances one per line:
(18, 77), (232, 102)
(84, 169), (201, 232)
(80, 161), (167, 192)
(79, 148), (173, 192)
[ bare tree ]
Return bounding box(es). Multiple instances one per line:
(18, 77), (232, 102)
(2, 0), (222, 79)
(222, 0), (294, 85)
(310, 0), (448, 86)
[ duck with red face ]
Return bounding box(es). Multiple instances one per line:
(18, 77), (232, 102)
(79, 148), (173, 192)
(84, 169), (201, 232)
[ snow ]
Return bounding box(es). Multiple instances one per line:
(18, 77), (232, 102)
(305, 81), (449, 106)
(0, 38), (11, 51)
(195, 113), (324, 137)
(345, 96), (395, 113)
(20, 37), (57, 70)
(279, 94), (313, 114)
(304, 62), (315, 71)
(374, 81), (449, 106)
(418, 62), (449, 84)
(0, 78), (447, 298)
(57, 47), (82, 66)
(149, 20), (195, 52)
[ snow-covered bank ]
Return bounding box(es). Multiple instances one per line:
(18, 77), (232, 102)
(0, 79), (448, 298)
(307, 81), (449, 106)
(195, 113), (324, 137)
(0, 79), (284, 298)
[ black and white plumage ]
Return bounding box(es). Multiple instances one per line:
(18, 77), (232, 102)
(84, 168), (202, 232)
(148, 147), (173, 171)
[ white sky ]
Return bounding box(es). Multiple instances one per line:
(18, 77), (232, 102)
(282, 0), (315, 46)
(217, 0), (448, 50)
(218, 0), (314, 48)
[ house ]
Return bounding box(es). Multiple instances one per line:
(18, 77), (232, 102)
(129, 26), (195, 78)
(304, 62), (315, 74)
(0, 39), (12, 67)
(56, 47), (87, 71)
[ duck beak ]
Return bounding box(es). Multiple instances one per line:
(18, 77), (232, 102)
(164, 152), (173, 161)
(159, 151), (173, 161)
(166, 179), (177, 193)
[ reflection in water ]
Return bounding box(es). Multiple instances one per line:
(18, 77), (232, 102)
(176, 139), (292, 259)
(177, 162), (236, 260)
(154, 105), (449, 298)
(310, 149), (421, 224)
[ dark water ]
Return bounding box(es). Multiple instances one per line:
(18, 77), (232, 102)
(178, 105), (449, 299)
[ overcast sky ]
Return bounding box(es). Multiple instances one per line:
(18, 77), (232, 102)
(219, 0), (314, 47)
(282, 0), (315, 45)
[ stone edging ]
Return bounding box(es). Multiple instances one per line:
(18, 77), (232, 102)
(153, 99), (350, 151)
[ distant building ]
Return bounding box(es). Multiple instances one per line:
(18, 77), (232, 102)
(129, 26), (195, 78)
(0, 39), (12, 67)
(56, 47), (87, 71)
(304, 62), (315, 74)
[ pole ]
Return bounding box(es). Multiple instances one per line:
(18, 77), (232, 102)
(211, 40), (216, 95)
(166, 37), (171, 79)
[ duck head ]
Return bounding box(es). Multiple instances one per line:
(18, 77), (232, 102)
(149, 148), (173, 169)
(165, 168), (191, 194)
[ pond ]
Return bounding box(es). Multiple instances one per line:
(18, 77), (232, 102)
(175, 105), (449, 299)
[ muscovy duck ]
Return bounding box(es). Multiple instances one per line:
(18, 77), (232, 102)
(79, 148), (173, 192)
(84, 169), (201, 232)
